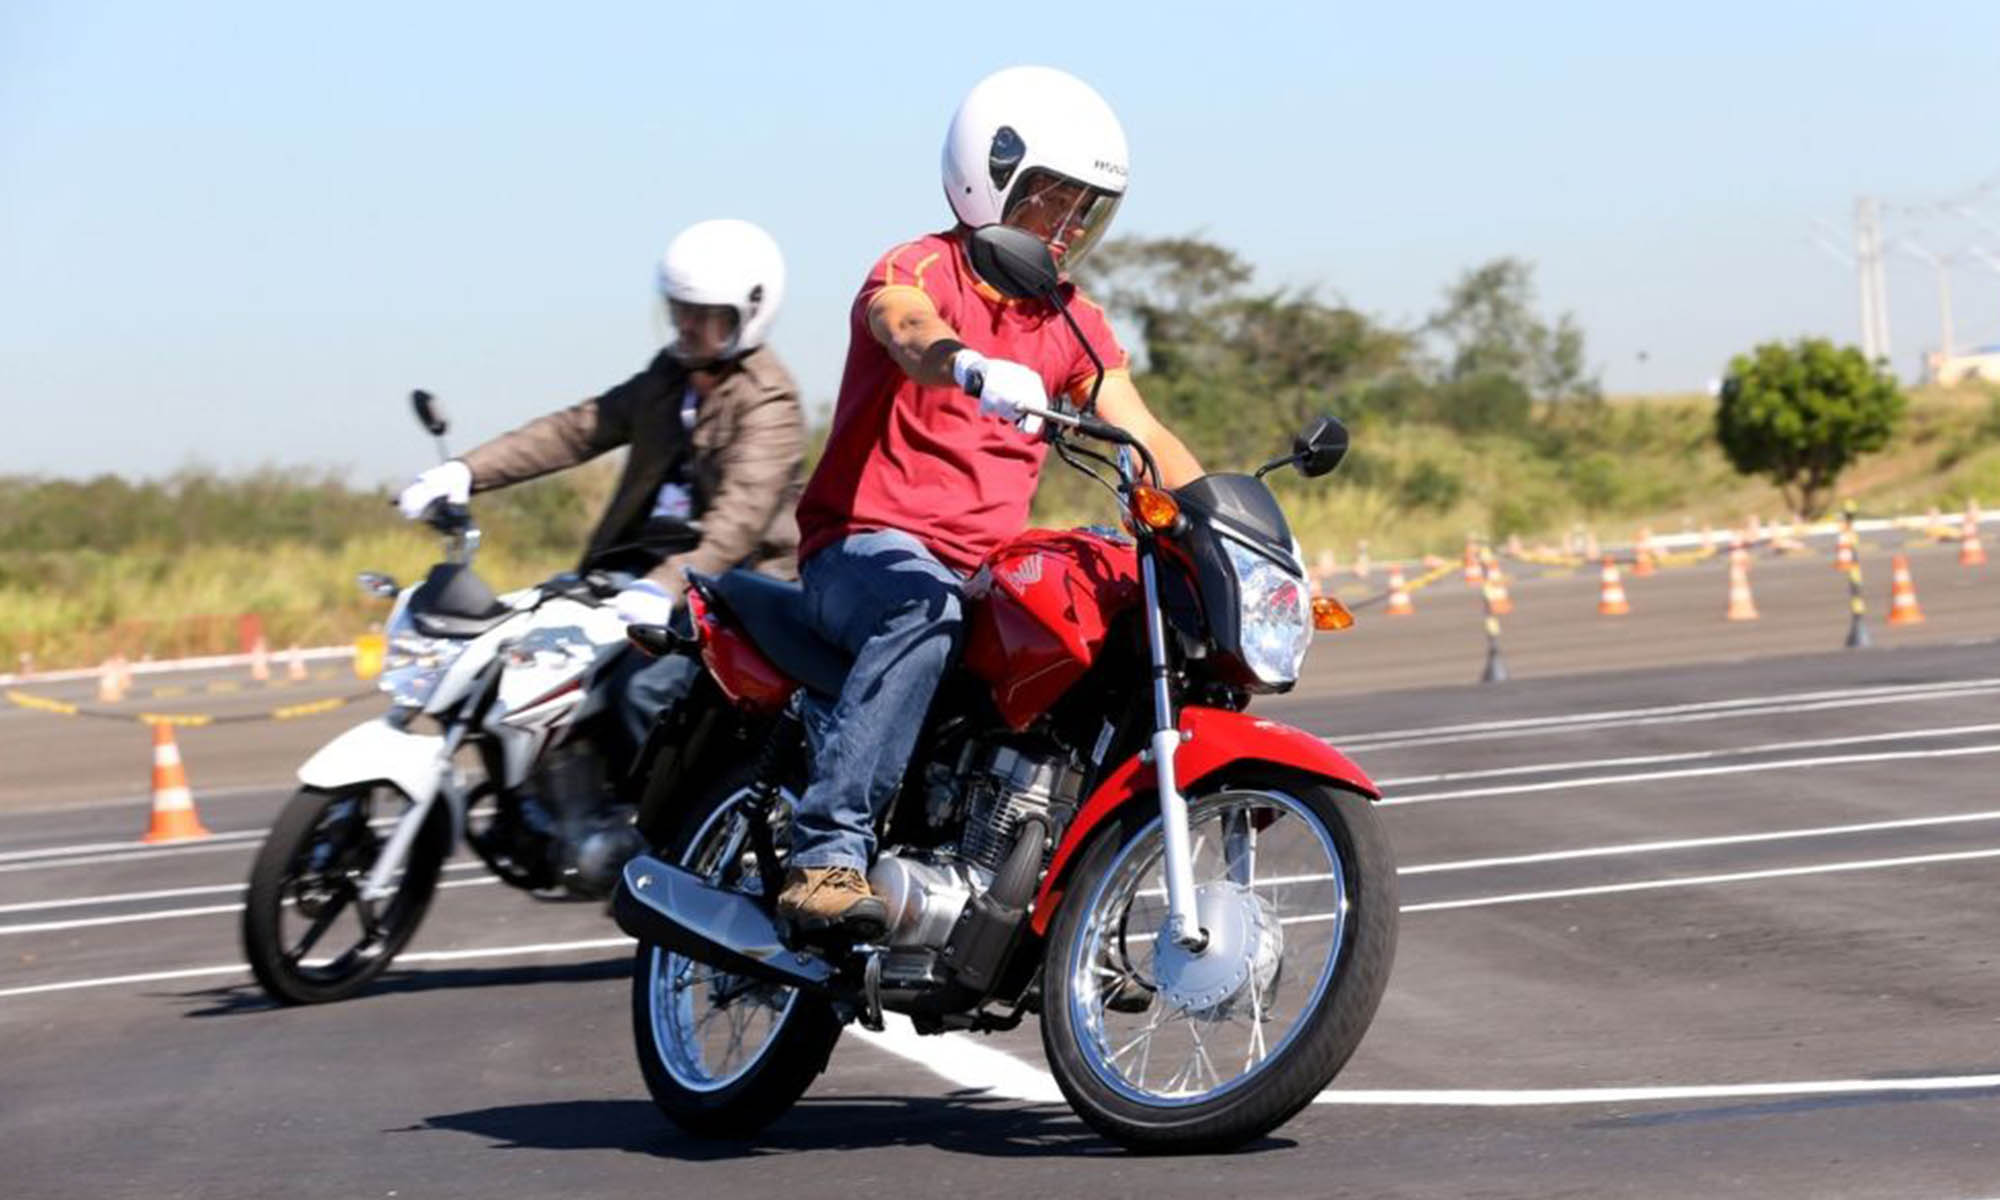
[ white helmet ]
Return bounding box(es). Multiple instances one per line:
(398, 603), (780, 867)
(654, 218), (785, 364)
(941, 66), (1128, 269)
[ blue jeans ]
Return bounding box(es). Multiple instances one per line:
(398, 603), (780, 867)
(603, 647), (700, 760)
(790, 530), (965, 871)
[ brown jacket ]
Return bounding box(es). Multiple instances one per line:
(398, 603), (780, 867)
(458, 345), (804, 599)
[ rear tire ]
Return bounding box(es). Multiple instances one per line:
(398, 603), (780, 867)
(242, 784), (449, 1005)
(630, 761), (843, 1137)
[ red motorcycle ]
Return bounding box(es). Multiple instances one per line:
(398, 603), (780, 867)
(612, 226), (1395, 1152)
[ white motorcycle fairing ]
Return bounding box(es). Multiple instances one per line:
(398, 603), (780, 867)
(298, 718), (449, 805)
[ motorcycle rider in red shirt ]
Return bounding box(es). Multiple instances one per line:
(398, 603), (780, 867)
(778, 66), (1204, 937)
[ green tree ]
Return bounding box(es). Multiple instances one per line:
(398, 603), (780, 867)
(1077, 235), (1412, 456)
(1714, 338), (1905, 518)
(1428, 257), (1599, 407)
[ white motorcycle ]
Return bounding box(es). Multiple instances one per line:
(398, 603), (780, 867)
(241, 391), (683, 1005)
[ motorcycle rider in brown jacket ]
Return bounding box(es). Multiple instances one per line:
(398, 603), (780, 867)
(394, 219), (806, 751)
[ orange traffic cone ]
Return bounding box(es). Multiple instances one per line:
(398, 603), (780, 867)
(1887, 554), (1925, 625)
(1962, 508), (1987, 567)
(1726, 546), (1759, 621)
(1385, 565), (1415, 616)
(1353, 539), (1372, 581)
(1598, 556), (1630, 616)
(1482, 551), (1514, 615)
(286, 644), (308, 682)
(250, 635), (271, 683)
(1463, 539), (1483, 586)
(1632, 529), (1657, 577)
(141, 723), (210, 844)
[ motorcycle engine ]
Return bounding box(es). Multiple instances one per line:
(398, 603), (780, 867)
(953, 743), (1085, 876)
(870, 742), (1086, 964)
(528, 744), (643, 899)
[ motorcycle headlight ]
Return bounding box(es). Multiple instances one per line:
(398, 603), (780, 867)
(1222, 537), (1312, 686)
(378, 604), (467, 708)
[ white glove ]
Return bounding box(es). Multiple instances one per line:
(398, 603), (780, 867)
(614, 580), (677, 627)
(396, 460), (471, 519)
(952, 349), (1047, 433)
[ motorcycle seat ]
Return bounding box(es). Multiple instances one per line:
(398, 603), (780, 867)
(408, 562), (515, 638)
(688, 569), (850, 697)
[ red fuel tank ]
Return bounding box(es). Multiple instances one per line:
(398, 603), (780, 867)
(962, 529), (1142, 730)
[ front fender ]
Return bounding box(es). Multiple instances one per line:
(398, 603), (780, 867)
(1029, 706), (1377, 935)
(298, 718), (448, 805)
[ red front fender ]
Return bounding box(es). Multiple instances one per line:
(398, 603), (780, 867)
(1029, 706), (1378, 934)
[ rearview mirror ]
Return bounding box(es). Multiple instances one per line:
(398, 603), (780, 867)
(411, 389), (448, 437)
(967, 224), (1061, 301)
(1294, 415), (1349, 478)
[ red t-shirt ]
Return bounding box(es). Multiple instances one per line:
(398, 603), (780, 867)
(797, 229), (1129, 574)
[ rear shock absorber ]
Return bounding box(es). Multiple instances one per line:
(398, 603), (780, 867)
(742, 696), (806, 902)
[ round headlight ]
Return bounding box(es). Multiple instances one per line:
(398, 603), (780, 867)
(1223, 538), (1311, 686)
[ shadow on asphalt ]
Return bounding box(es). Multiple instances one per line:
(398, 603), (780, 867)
(413, 1095), (1295, 1159)
(173, 957), (631, 1017)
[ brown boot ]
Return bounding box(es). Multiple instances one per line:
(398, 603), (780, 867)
(777, 866), (888, 942)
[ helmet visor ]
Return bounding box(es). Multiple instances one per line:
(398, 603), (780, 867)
(1001, 167), (1123, 270)
(663, 299), (741, 365)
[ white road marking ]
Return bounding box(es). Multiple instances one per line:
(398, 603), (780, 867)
(1338, 679), (2000, 752)
(1401, 809), (2000, 874)
(1375, 722), (2000, 787)
(0, 860), (485, 915)
(0, 876), (500, 935)
(853, 1017), (1066, 1104)
(0, 828), (267, 864)
(0, 934), (636, 999)
(1396, 845), (2000, 914)
(0, 815), (405, 875)
(1310, 1077), (2000, 1106)
(1383, 742), (2000, 805)
(0, 839), (260, 876)
(851, 1013), (2000, 1110)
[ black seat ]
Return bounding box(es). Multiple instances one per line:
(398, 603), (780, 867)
(691, 570), (850, 697)
(407, 562), (515, 638)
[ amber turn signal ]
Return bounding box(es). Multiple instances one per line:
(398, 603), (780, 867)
(1129, 485), (1182, 532)
(1312, 595), (1355, 631)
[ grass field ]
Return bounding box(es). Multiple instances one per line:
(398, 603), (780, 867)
(9, 387), (1999, 671)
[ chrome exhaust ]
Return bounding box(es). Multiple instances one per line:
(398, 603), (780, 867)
(611, 855), (837, 994)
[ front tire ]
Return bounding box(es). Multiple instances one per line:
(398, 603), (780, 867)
(1040, 773), (1397, 1152)
(241, 784), (449, 1005)
(630, 762), (842, 1137)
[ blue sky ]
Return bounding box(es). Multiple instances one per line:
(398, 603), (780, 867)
(4, 1), (1997, 481)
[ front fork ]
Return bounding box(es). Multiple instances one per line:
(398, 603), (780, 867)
(359, 718), (470, 902)
(1138, 544), (1206, 952)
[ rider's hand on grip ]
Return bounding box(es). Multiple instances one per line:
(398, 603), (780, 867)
(397, 460), (471, 520)
(952, 349), (1047, 434)
(614, 580), (676, 627)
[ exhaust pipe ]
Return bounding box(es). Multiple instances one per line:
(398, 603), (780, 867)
(612, 855), (837, 994)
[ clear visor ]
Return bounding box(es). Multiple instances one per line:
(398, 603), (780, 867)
(1000, 167), (1124, 270)
(660, 298), (741, 366)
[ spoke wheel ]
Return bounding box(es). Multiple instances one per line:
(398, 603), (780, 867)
(630, 760), (841, 1137)
(646, 787), (800, 1092)
(1041, 773), (1396, 1152)
(242, 785), (448, 1005)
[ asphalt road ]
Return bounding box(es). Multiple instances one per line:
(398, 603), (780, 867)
(8, 632), (2000, 1197)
